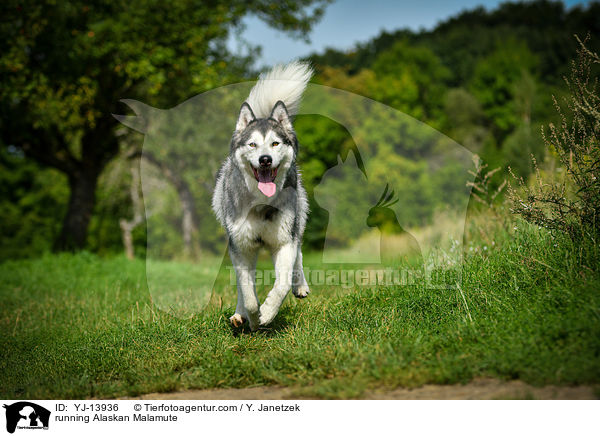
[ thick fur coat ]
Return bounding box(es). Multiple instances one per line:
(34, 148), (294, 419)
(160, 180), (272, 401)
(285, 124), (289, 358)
(212, 61), (312, 330)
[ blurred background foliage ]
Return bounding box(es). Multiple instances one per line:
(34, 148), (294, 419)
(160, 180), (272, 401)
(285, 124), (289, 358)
(0, 0), (599, 261)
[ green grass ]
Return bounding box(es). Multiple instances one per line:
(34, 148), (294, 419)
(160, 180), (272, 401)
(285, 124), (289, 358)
(1, 217), (599, 399)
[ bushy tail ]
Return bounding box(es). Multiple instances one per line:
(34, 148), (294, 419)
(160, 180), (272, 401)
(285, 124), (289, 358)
(246, 60), (313, 119)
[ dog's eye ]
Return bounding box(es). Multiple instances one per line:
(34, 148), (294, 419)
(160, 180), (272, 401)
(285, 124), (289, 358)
(271, 141), (279, 147)
(248, 142), (257, 148)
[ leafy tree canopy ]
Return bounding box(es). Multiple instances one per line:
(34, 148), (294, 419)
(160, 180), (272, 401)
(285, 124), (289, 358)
(0, 0), (330, 250)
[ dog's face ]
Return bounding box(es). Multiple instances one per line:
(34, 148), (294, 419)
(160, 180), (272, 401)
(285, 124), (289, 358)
(231, 101), (297, 197)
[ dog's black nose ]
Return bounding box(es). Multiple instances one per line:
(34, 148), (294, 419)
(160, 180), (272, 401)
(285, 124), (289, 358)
(259, 155), (272, 167)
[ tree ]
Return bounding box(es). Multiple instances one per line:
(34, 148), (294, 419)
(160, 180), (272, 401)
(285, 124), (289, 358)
(0, 146), (67, 260)
(370, 40), (450, 122)
(0, 0), (330, 251)
(469, 39), (538, 141)
(443, 88), (493, 153)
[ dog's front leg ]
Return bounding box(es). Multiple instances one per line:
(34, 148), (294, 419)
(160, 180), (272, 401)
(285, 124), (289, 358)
(259, 242), (297, 326)
(230, 247), (260, 331)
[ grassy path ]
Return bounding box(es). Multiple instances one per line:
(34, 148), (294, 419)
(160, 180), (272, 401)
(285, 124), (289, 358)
(1, 220), (599, 399)
(133, 379), (598, 400)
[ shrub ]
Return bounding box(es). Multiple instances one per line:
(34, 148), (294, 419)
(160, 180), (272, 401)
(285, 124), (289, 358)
(467, 154), (506, 209)
(508, 36), (600, 239)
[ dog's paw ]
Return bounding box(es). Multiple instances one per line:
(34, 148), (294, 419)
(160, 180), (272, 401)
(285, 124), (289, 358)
(292, 285), (310, 299)
(229, 313), (245, 328)
(258, 305), (276, 326)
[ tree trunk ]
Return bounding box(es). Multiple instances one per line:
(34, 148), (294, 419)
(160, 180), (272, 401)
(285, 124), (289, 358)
(179, 182), (198, 259)
(54, 170), (99, 251)
(136, 150), (200, 259)
(120, 220), (136, 260)
(119, 161), (144, 260)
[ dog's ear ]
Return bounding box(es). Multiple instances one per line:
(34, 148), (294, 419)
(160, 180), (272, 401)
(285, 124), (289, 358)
(236, 102), (256, 131)
(270, 101), (293, 131)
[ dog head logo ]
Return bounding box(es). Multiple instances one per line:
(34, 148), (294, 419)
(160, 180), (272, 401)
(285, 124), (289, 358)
(3, 402), (50, 434)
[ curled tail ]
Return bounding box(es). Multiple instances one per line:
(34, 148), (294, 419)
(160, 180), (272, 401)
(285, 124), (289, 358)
(246, 61), (313, 118)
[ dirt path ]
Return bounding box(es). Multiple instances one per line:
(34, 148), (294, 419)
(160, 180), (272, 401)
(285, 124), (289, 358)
(134, 379), (597, 400)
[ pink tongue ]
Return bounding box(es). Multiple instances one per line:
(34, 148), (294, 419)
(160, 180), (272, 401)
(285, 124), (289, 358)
(258, 182), (276, 197)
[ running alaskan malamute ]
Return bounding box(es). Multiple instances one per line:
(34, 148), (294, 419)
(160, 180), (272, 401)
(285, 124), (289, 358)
(212, 61), (312, 331)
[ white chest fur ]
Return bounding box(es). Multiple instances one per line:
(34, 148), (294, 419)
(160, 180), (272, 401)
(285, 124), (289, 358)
(229, 203), (296, 252)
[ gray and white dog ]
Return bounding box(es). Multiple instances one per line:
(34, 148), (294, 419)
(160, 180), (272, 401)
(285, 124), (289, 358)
(212, 61), (312, 331)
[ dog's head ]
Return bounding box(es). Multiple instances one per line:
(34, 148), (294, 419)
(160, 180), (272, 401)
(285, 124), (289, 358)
(231, 100), (297, 198)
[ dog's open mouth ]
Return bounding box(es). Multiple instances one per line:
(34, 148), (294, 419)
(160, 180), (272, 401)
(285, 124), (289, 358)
(252, 167), (278, 197)
(252, 166), (278, 183)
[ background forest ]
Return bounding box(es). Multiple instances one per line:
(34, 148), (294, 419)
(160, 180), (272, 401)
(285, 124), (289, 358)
(2, 0), (599, 261)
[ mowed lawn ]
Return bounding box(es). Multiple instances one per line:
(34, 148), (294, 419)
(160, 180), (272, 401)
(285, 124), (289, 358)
(1, 219), (599, 399)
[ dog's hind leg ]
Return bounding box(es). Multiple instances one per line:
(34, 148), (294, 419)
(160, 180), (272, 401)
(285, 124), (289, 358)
(259, 242), (297, 326)
(229, 247), (260, 330)
(292, 245), (310, 298)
